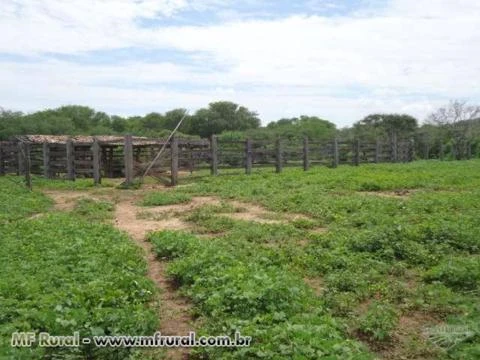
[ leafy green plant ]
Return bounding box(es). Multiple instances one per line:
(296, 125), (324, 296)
(0, 179), (157, 359)
(73, 198), (115, 221)
(357, 302), (399, 341)
(424, 256), (480, 291)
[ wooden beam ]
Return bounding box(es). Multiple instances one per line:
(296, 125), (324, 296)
(210, 135), (218, 176)
(424, 143), (430, 160)
(353, 139), (360, 166)
(24, 142), (32, 190)
(124, 135), (134, 185)
(374, 139), (380, 163)
(391, 132), (398, 163)
(42, 142), (50, 178)
(245, 138), (252, 175)
(0, 142), (4, 176)
(275, 137), (283, 173)
(66, 138), (75, 181)
(303, 136), (309, 171)
(17, 142), (24, 175)
(188, 144), (194, 174)
(333, 138), (339, 168)
(171, 135), (179, 186)
(92, 137), (101, 186)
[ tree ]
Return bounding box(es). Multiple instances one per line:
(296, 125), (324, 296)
(266, 116), (336, 140)
(111, 115), (128, 133)
(426, 100), (480, 159)
(56, 105), (96, 131)
(0, 108), (24, 139)
(187, 101), (260, 138)
(164, 108), (189, 131)
(354, 113), (418, 141)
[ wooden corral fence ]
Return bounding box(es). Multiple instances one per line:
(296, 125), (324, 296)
(0, 134), (414, 187)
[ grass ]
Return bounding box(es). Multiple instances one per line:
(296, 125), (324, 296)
(73, 198), (115, 222)
(3, 159), (480, 359)
(141, 191), (192, 206)
(31, 175), (117, 190)
(145, 159), (480, 359)
(0, 176), (52, 223)
(0, 178), (158, 359)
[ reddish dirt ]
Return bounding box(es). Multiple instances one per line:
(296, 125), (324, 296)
(46, 189), (194, 360)
(45, 187), (325, 359)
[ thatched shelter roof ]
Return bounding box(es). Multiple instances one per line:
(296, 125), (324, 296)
(12, 135), (209, 147)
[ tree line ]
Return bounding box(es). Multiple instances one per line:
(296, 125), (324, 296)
(1, 100), (479, 159)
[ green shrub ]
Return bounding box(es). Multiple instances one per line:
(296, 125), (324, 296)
(0, 177), (51, 223)
(424, 257), (480, 291)
(73, 198), (114, 221)
(357, 302), (399, 341)
(149, 231), (199, 259)
(0, 214), (157, 359)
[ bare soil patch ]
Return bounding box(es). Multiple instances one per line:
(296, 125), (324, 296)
(304, 277), (324, 296)
(45, 187), (325, 359)
(45, 189), (194, 360)
(362, 189), (414, 199)
(377, 312), (442, 360)
(43, 190), (95, 211)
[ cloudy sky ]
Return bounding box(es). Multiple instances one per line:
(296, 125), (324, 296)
(1, 0), (479, 126)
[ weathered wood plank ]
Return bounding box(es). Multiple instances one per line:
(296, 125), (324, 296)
(210, 135), (218, 176)
(24, 142), (32, 190)
(92, 137), (101, 185)
(245, 138), (252, 175)
(124, 135), (134, 185)
(66, 139), (75, 181)
(303, 137), (309, 171)
(275, 138), (283, 173)
(171, 136), (179, 186)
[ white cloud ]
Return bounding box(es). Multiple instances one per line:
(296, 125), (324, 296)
(0, 0), (479, 125)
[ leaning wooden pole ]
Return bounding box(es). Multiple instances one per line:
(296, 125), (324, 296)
(141, 110), (188, 181)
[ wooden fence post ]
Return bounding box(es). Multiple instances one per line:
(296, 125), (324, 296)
(245, 138), (252, 175)
(374, 139), (380, 163)
(333, 138), (339, 168)
(439, 143), (445, 161)
(210, 135), (218, 176)
(275, 137), (283, 173)
(188, 144), (194, 174)
(353, 139), (360, 166)
(17, 142), (24, 175)
(424, 143), (430, 160)
(24, 142), (32, 190)
(92, 137), (101, 186)
(391, 132), (398, 163)
(66, 139), (75, 181)
(408, 139), (414, 162)
(124, 135), (134, 185)
(0, 142), (4, 176)
(42, 142), (50, 178)
(303, 137), (309, 171)
(171, 136), (179, 186)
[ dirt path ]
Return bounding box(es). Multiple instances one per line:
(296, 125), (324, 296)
(44, 188), (324, 359)
(46, 190), (193, 360)
(114, 198), (193, 360)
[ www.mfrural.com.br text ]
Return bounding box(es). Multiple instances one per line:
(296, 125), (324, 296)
(11, 331), (252, 348)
